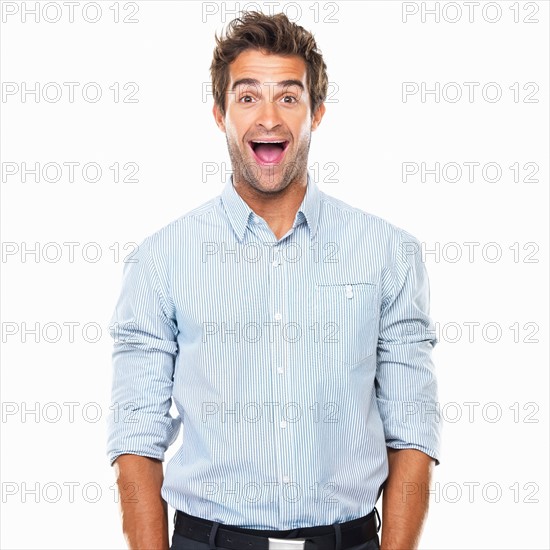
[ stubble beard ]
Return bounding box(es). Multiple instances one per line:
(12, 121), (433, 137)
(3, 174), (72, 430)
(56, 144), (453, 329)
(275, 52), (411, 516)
(227, 133), (311, 196)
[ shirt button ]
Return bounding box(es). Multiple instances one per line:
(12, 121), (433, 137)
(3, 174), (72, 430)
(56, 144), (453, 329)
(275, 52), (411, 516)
(282, 476), (290, 484)
(280, 420), (287, 429)
(274, 313), (282, 321)
(253, 216), (260, 224)
(272, 260), (280, 267)
(277, 367), (284, 374)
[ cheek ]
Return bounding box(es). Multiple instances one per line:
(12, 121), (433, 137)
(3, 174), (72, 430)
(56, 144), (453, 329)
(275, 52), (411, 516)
(294, 125), (311, 144)
(225, 119), (249, 147)
(289, 114), (312, 139)
(225, 126), (241, 148)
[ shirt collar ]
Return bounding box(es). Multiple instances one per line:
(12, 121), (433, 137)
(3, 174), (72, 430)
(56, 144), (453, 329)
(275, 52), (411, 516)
(220, 172), (321, 242)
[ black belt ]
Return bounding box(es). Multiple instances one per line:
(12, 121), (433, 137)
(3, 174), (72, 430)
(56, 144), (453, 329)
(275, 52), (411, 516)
(174, 508), (380, 550)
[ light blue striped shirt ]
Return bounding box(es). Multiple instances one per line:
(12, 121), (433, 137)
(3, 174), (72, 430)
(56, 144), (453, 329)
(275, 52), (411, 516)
(106, 173), (440, 530)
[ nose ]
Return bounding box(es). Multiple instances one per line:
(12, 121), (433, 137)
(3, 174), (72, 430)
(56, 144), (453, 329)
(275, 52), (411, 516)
(254, 93), (283, 132)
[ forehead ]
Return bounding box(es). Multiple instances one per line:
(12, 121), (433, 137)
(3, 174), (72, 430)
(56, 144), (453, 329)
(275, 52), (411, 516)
(228, 49), (307, 86)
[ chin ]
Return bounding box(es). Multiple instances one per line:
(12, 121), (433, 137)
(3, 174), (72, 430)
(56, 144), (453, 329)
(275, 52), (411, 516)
(249, 174), (290, 195)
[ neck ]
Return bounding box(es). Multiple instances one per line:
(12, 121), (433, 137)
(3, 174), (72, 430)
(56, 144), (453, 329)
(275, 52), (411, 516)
(234, 174), (308, 240)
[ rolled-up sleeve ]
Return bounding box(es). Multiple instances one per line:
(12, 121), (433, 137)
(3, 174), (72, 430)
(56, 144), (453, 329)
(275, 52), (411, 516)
(376, 229), (441, 464)
(106, 234), (181, 466)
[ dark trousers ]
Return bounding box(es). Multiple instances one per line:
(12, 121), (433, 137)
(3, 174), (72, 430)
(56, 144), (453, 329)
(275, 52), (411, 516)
(170, 530), (380, 550)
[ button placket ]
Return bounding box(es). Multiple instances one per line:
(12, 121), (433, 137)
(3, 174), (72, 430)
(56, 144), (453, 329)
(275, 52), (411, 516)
(268, 240), (289, 523)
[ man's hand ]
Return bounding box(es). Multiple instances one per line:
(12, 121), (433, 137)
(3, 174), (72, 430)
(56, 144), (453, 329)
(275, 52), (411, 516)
(113, 454), (169, 550)
(380, 448), (435, 550)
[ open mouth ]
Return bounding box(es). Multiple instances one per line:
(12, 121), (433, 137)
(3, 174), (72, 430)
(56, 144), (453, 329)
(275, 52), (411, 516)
(248, 140), (289, 165)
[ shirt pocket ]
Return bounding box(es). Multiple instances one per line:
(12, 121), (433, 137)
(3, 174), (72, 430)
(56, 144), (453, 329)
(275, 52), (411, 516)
(313, 281), (379, 367)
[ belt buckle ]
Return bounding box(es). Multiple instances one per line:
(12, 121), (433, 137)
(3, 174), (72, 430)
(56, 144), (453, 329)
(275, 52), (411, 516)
(268, 538), (306, 549)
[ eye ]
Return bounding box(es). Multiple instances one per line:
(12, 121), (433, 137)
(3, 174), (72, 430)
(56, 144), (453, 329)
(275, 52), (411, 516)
(238, 95), (255, 103)
(282, 95), (297, 103)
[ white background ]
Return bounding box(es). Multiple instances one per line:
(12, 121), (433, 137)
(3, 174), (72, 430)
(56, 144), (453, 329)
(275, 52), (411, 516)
(1, 1), (548, 548)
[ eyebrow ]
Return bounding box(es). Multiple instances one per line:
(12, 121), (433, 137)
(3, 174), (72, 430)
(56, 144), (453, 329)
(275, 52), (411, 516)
(230, 78), (305, 92)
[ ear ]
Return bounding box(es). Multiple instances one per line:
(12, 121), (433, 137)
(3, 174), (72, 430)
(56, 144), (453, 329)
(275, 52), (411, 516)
(311, 102), (326, 131)
(213, 104), (226, 133)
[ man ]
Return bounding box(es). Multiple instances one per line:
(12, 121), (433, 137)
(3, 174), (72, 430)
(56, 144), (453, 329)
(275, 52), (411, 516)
(107, 11), (440, 550)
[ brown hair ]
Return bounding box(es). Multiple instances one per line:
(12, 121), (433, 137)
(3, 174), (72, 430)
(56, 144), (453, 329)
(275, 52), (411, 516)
(210, 11), (328, 118)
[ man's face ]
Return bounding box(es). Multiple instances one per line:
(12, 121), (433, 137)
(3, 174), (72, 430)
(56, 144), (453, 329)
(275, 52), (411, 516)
(213, 49), (325, 194)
